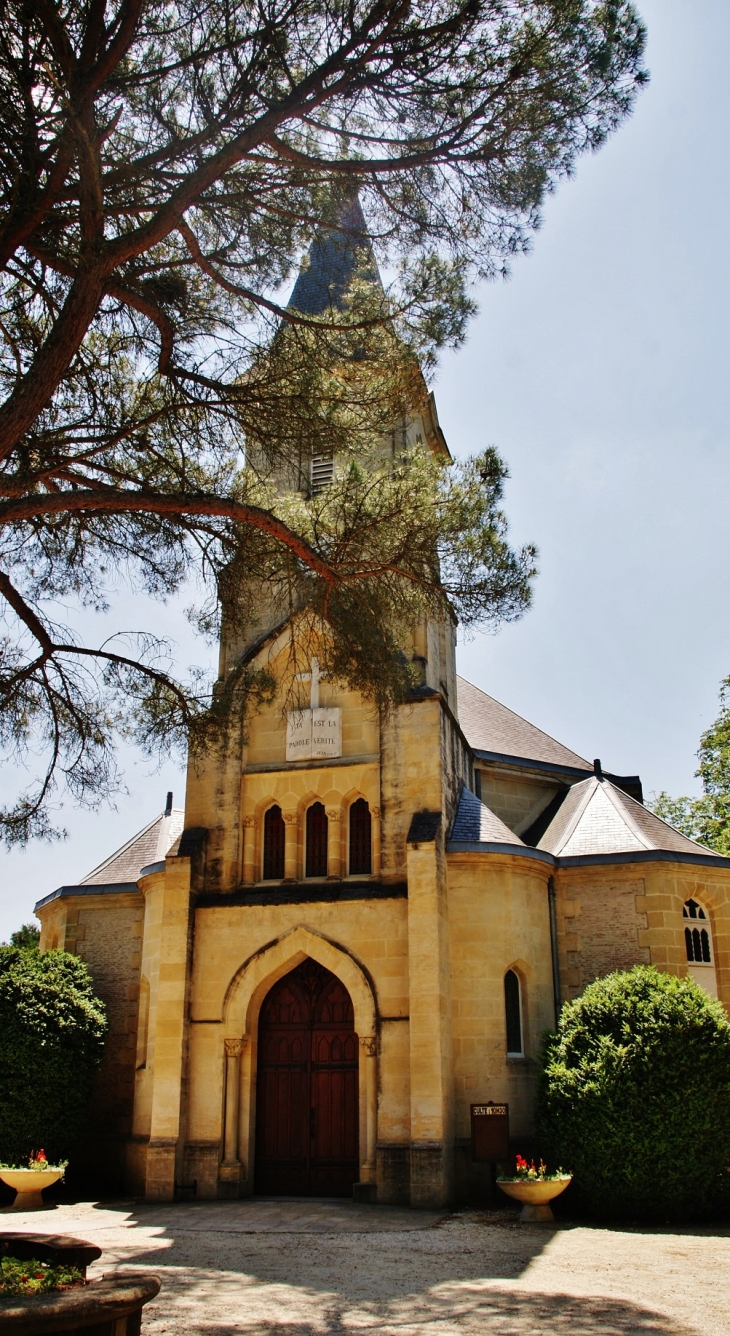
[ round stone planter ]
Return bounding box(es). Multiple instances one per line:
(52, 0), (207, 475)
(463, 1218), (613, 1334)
(0, 1171), (64, 1213)
(497, 1175), (572, 1222)
(0, 1231), (160, 1333)
(0, 1272), (161, 1333)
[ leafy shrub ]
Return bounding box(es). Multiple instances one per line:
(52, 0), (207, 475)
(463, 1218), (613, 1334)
(0, 947), (107, 1166)
(536, 966), (730, 1221)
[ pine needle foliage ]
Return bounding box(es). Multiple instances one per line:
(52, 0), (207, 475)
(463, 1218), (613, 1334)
(536, 966), (730, 1222)
(0, 0), (648, 842)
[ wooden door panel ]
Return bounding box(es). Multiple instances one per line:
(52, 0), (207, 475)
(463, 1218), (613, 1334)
(255, 958), (359, 1196)
(311, 1067), (358, 1162)
(260, 1066), (308, 1159)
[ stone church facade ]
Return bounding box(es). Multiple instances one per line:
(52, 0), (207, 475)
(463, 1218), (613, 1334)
(35, 203), (730, 1208)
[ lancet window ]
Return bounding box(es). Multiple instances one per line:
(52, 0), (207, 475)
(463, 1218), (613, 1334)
(683, 898), (718, 997)
(349, 799), (372, 876)
(262, 805), (285, 880)
(504, 969), (524, 1056)
(306, 802), (328, 877)
(683, 898), (713, 964)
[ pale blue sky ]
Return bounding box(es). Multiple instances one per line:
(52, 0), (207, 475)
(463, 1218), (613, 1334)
(1, 0), (728, 940)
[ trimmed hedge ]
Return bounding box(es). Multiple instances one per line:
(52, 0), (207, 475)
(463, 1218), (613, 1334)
(0, 947), (107, 1166)
(536, 966), (730, 1221)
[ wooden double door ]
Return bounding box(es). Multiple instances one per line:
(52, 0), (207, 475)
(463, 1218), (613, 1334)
(254, 958), (359, 1196)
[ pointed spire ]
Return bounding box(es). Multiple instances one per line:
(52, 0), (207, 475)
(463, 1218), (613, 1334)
(288, 193), (384, 316)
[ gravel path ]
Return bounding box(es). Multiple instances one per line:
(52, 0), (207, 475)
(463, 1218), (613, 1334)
(3, 1199), (729, 1336)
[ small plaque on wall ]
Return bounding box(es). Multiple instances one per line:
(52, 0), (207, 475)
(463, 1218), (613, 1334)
(286, 709), (312, 760)
(312, 707), (341, 758)
(286, 707), (342, 761)
(471, 1102), (509, 1162)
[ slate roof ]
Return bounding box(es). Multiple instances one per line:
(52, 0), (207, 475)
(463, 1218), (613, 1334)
(537, 776), (714, 859)
(79, 807), (185, 885)
(457, 676), (590, 771)
(288, 194), (385, 316)
(449, 785), (526, 846)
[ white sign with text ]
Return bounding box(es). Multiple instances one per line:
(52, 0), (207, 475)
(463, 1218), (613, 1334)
(286, 707), (342, 761)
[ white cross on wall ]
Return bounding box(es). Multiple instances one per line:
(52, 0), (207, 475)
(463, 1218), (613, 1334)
(295, 656), (327, 709)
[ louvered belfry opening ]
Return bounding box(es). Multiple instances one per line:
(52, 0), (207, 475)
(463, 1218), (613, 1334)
(310, 450), (334, 495)
(263, 805), (285, 880)
(306, 802), (328, 877)
(255, 957), (359, 1196)
(349, 799), (372, 875)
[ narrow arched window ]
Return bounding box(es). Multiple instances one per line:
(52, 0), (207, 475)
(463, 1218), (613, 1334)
(306, 802), (328, 877)
(683, 899), (718, 997)
(349, 799), (372, 875)
(504, 970), (523, 1056)
(683, 898), (713, 963)
(262, 805), (285, 880)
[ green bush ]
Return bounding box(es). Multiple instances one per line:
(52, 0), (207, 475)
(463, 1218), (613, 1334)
(0, 947), (107, 1166)
(536, 966), (730, 1222)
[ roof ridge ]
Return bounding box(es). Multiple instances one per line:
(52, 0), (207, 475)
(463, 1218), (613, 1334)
(600, 779), (653, 850)
(79, 807), (184, 884)
(548, 776), (596, 855)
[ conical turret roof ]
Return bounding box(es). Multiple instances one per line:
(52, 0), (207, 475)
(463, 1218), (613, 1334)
(288, 194), (384, 316)
(537, 774), (715, 859)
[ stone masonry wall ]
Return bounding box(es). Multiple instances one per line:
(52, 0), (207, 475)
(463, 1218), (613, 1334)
(61, 893), (145, 1189)
(556, 870), (650, 1000)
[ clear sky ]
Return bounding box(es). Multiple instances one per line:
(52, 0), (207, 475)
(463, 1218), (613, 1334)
(1, 0), (729, 941)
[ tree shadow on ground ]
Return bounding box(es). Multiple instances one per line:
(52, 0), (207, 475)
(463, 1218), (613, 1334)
(77, 1202), (724, 1335)
(133, 1279), (694, 1336)
(100, 1209), (553, 1290)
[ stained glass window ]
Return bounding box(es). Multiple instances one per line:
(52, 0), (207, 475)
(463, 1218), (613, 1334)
(504, 969), (523, 1055)
(349, 799), (372, 875)
(306, 802), (328, 877)
(683, 899), (713, 963)
(262, 805), (285, 880)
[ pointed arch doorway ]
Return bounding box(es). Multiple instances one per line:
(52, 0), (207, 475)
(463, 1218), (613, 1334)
(254, 957), (359, 1196)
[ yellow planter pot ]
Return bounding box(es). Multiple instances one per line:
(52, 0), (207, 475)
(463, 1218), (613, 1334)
(497, 1175), (572, 1222)
(0, 1169), (64, 1212)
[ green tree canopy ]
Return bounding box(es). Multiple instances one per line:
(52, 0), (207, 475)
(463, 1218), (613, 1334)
(4, 923), (40, 950)
(0, 0), (648, 843)
(650, 675), (730, 855)
(0, 947), (107, 1165)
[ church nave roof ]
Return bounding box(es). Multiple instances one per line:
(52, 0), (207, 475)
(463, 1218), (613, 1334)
(456, 675), (591, 774)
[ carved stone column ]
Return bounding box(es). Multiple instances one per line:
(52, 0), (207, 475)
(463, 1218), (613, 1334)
(371, 806), (381, 878)
(359, 1034), (378, 1183)
(326, 808), (341, 879)
(283, 812), (298, 881)
(220, 1036), (247, 1182)
(241, 815), (256, 886)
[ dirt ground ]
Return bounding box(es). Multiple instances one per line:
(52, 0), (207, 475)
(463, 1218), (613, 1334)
(3, 1197), (729, 1336)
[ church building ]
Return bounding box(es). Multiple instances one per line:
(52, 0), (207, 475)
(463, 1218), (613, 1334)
(35, 202), (730, 1208)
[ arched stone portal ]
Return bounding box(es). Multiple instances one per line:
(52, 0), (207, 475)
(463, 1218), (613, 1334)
(220, 926), (378, 1197)
(255, 958), (359, 1195)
